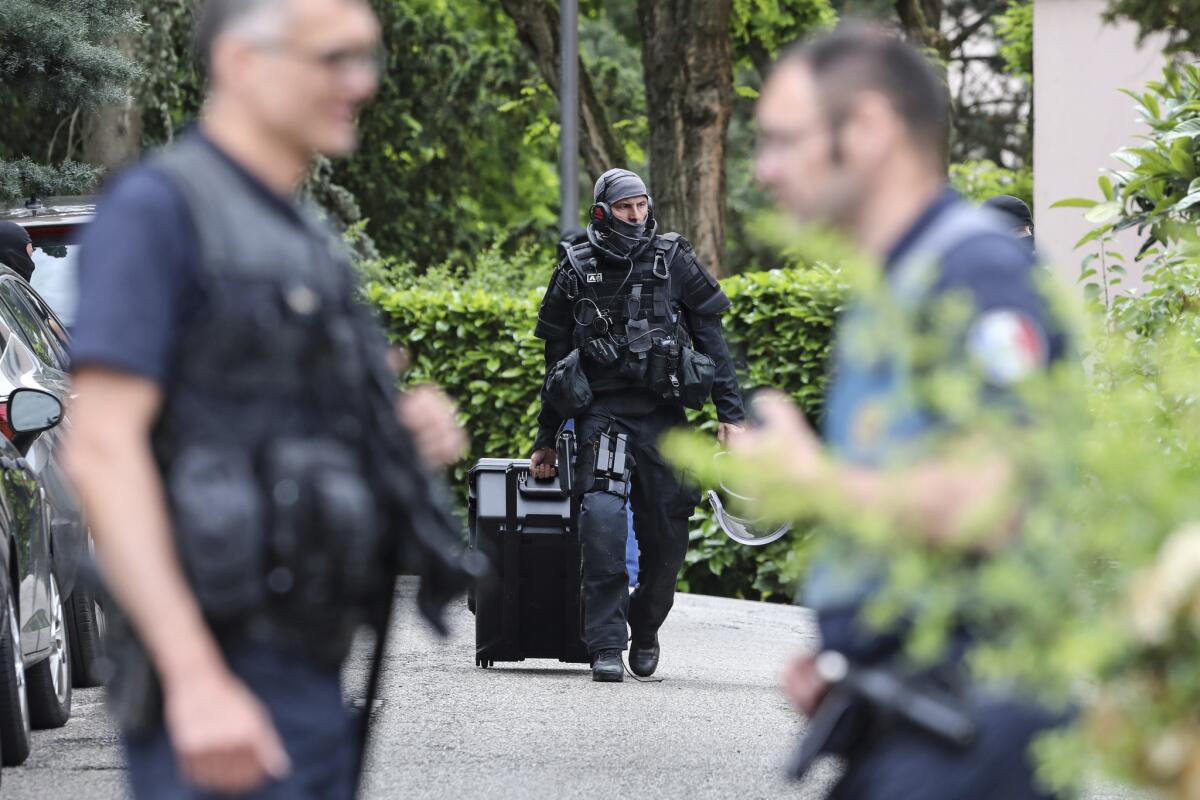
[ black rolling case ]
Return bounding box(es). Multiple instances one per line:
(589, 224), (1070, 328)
(467, 437), (588, 668)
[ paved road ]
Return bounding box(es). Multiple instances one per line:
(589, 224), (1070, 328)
(4, 581), (1143, 799)
(6, 580), (827, 799)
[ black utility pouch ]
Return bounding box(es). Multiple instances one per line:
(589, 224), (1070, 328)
(583, 334), (621, 366)
(167, 444), (267, 623)
(678, 346), (716, 410)
(544, 348), (594, 417)
(647, 336), (680, 398)
(620, 318), (652, 380)
(261, 437), (382, 662)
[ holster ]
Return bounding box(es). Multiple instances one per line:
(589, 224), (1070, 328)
(104, 608), (162, 738)
(786, 687), (874, 781)
(590, 429), (633, 499)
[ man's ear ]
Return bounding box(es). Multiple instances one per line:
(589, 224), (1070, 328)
(839, 91), (900, 169)
(209, 34), (256, 92)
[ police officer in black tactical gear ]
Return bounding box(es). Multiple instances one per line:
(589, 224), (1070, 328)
(530, 168), (745, 683)
(64, 0), (469, 797)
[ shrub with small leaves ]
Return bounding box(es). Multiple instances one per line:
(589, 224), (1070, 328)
(367, 264), (846, 601)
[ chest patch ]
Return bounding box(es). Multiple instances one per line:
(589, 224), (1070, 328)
(586, 273), (603, 284)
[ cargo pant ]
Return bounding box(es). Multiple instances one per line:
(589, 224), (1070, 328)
(573, 404), (700, 654)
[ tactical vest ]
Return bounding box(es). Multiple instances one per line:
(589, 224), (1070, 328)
(561, 235), (687, 397)
(148, 136), (385, 663)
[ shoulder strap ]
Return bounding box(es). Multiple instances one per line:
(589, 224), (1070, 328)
(653, 233), (684, 280)
(890, 202), (1001, 310)
(563, 242), (596, 281)
(151, 137), (346, 294)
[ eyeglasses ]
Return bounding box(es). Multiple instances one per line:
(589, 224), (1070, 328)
(754, 125), (824, 156)
(255, 41), (385, 78)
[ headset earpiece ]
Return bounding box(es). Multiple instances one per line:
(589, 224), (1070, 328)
(589, 202), (612, 228)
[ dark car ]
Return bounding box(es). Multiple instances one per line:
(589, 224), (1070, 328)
(0, 388), (70, 767)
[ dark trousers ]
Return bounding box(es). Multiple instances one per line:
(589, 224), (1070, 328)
(124, 643), (356, 800)
(832, 695), (1066, 800)
(574, 404), (700, 653)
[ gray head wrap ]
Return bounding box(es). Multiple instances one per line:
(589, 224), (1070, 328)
(594, 168), (649, 205)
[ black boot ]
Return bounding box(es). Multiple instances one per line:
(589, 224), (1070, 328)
(591, 649), (624, 682)
(629, 633), (659, 677)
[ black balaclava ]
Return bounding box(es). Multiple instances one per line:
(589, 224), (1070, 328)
(982, 195), (1035, 254)
(0, 221), (34, 281)
(589, 168), (655, 258)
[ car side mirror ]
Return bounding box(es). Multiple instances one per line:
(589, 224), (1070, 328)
(8, 388), (63, 435)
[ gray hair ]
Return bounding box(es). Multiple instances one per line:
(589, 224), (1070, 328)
(193, 0), (291, 72)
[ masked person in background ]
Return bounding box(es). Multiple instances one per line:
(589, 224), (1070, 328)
(0, 220), (36, 281)
(983, 194), (1035, 254)
(530, 169), (745, 682)
(746, 25), (1069, 799)
(64, 0), (469, 797)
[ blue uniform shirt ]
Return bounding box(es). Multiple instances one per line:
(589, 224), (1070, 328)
(808, 188), (1066, 663)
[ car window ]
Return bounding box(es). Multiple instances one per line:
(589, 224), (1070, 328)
(13, 283), (69, 365)
(0, 281), (64, 370)
(29, 242), (79, 328)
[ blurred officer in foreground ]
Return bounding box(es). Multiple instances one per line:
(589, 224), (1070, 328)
(531, 169), (745, 681)
(983, 194), (1035, 253)
(64, 0), (468, 797)
(747, 25), (1067, 799)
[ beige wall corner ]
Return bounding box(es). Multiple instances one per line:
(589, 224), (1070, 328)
(1033, 0), (1167, 293)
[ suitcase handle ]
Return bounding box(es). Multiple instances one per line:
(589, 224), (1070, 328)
(519, 472), (570, 498)
(504, 465), (570, 532)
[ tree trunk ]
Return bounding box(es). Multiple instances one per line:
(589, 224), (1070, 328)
(895, 0), (947, 56)
(81, 101), (142, 171)
(637, 0), (734, 277)
(498, 0), (624, 181)
(82, 35), (142, 171)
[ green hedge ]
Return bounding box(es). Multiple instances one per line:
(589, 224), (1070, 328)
(366, 265), (846, 601)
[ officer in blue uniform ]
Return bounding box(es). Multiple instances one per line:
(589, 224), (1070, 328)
(745, 26), (1068, 799)
(64, 1), (467, 797)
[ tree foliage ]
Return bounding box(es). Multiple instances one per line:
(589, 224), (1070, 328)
(948, 158), (1032, 206)
(0, 0), (141, 199)
(1103, 0), (1200, 54)
(333, 0), (561, 267)
(994, 0), (1032, 79)
(833, 0), (1033, 167)
(1054, 62), (1200, 322)
(0, 0), (141, 112)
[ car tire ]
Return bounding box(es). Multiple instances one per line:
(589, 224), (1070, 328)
(66, 583), (106, 688)
(0, 581), (30, 765)
(26, 572), (71, 729)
